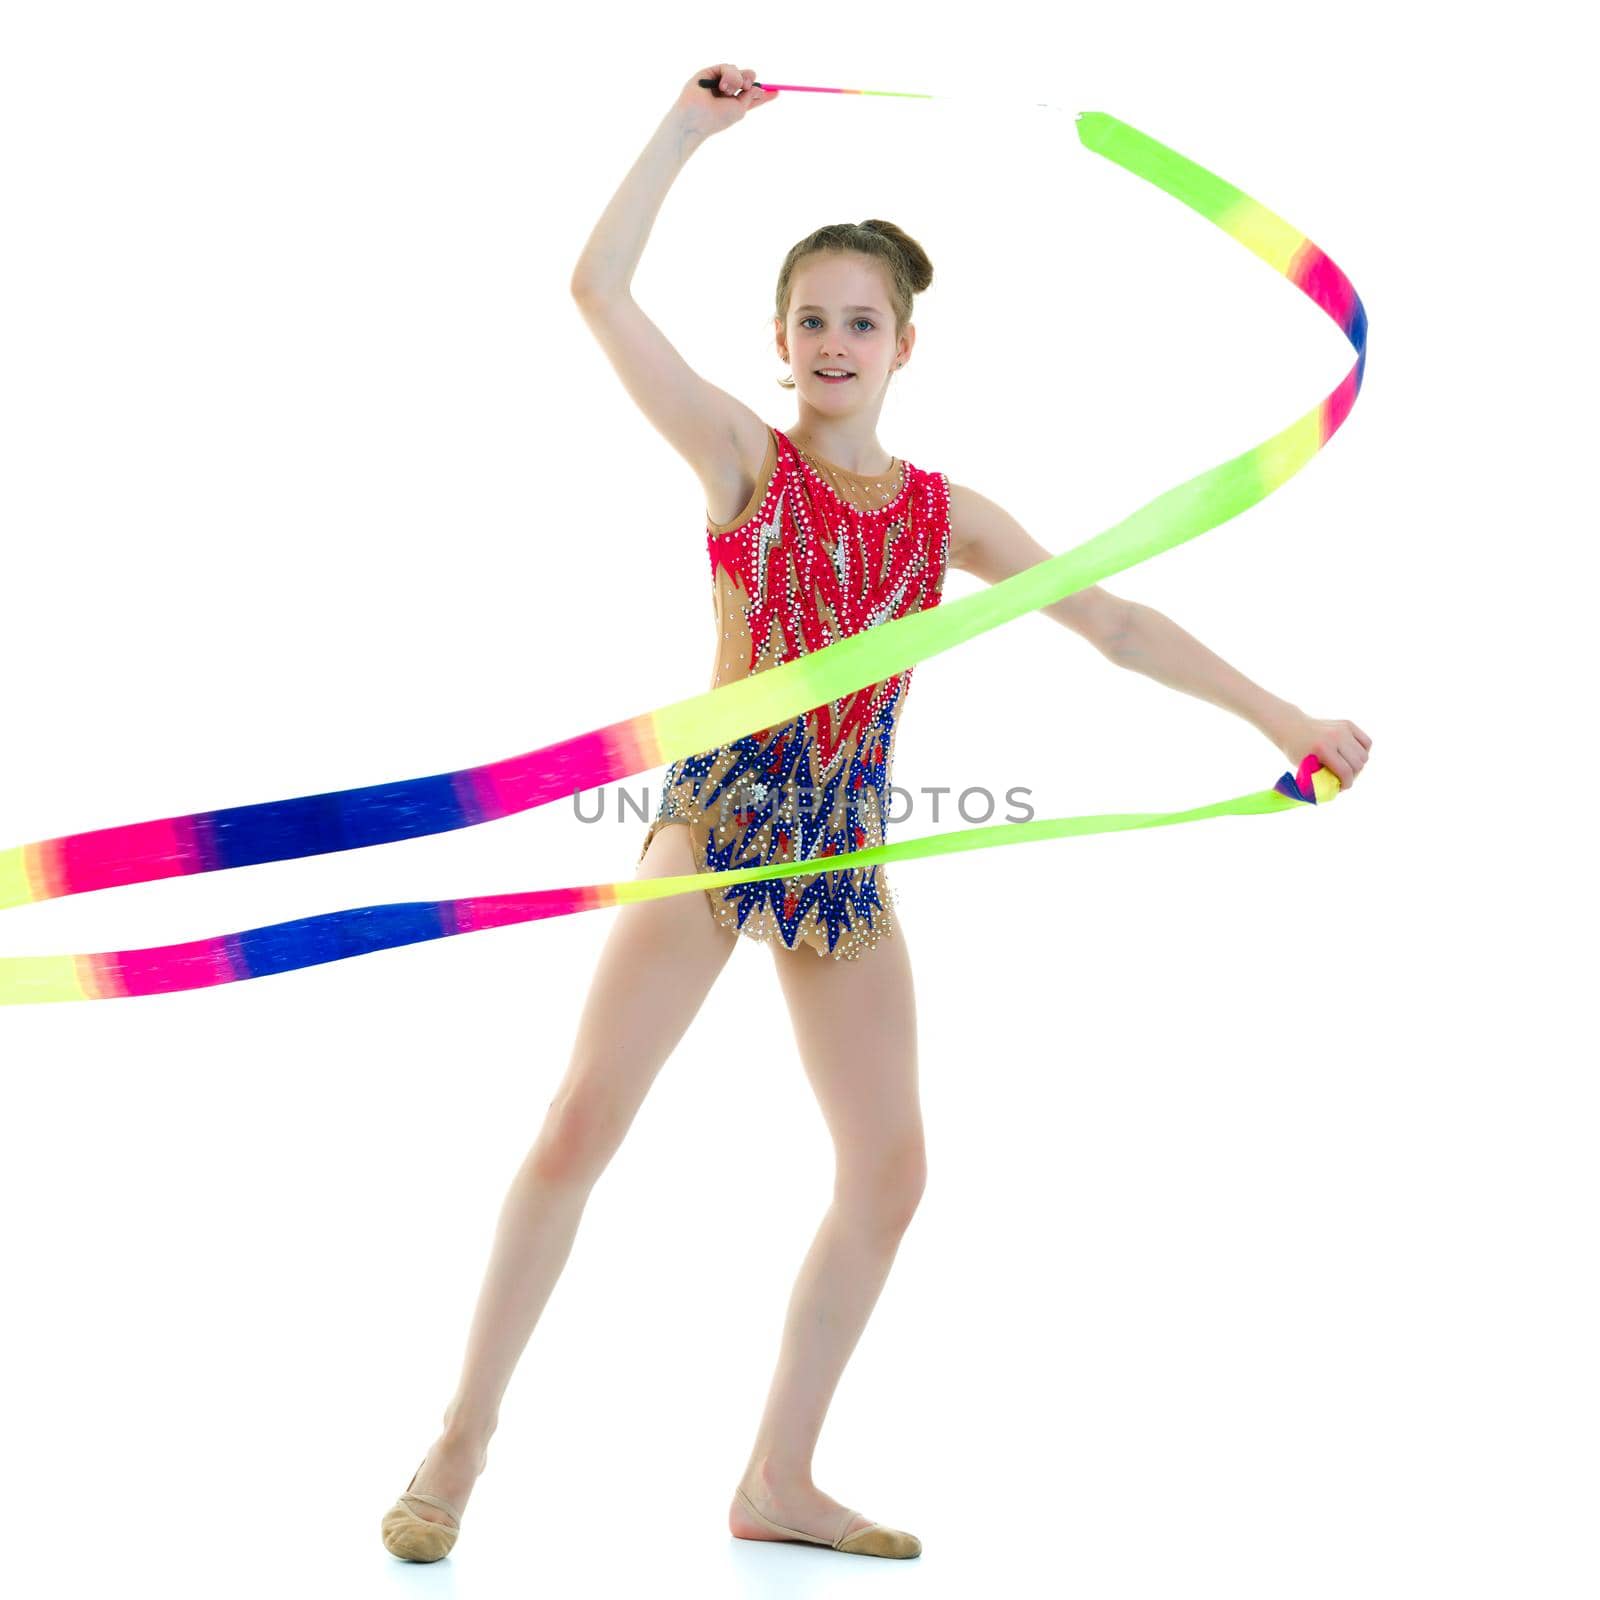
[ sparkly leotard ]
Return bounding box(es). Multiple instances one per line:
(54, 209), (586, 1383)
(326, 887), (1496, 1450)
(638, 424), (952, 959)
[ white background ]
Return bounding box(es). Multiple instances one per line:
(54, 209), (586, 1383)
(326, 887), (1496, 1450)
(2, 3), (1592, 1596)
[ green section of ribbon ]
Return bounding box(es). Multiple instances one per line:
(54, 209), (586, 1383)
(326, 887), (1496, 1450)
(1076, 110), (1244, 225)
(619, 781), (1306, 906)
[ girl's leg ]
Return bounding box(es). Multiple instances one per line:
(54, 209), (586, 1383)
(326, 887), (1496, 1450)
(401, 821), (739, 1524)
(729, 918), (926, 1543)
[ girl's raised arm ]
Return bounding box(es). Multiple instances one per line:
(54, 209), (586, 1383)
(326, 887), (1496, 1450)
(570, 65), (779, 500)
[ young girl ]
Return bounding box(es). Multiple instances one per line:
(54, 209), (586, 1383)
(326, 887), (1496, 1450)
(380, 62), (1372, 1565)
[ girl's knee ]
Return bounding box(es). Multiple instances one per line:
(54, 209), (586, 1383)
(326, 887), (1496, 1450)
(530, 1085), (627, 1186)
(837, 1139), (927, 1233)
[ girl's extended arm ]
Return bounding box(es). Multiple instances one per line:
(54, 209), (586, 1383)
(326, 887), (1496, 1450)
(1110, 599), (1312, 755)
(949, 481), (1373, 788)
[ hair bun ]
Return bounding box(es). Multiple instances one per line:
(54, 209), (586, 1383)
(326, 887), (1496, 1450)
(858, 218), (933, 294)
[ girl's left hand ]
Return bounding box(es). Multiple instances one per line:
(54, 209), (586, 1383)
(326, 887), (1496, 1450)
(1275, 713), (1373, 789)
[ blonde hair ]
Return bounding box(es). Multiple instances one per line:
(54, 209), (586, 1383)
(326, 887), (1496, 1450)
(773, 220), (934, 388)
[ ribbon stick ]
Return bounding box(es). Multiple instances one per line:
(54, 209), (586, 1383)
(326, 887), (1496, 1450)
(0, 110), (1366, 1004)
(697, 76), (1070, 113)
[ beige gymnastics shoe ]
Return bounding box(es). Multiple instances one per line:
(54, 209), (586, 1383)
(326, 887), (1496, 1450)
(733, 1485), (921, 1558)
(380, 1457), (464, 1563)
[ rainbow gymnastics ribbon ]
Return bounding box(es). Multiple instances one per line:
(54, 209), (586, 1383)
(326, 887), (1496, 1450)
(0, 109), (1366, 1005)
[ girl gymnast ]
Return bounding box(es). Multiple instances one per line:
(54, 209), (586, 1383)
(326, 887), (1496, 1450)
(380, 61), (1373, 1564)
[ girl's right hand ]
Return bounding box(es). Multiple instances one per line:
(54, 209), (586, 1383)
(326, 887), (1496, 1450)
(673, 64), (779, 136)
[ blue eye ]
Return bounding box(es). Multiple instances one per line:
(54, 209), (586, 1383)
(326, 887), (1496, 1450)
(801, 316), (875, 332)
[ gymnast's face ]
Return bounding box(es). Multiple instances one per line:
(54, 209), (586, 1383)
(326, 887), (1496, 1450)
(777, 252), (912, 404)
